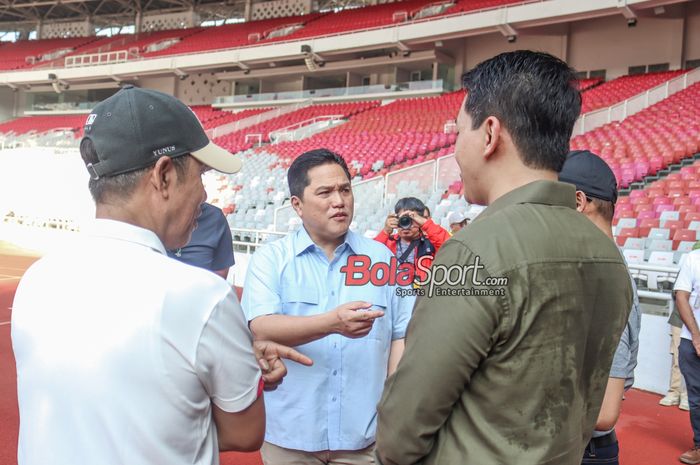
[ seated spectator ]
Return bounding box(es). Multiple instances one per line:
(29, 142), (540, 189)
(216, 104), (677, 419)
(374, 197), (450, 282)
(447, 211), (468, 234)
(167, 202), (234, 280)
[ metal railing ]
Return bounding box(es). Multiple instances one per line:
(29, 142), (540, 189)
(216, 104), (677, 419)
(382, 153), (459, 205)
(273, 202), (297, 233)
(65, 49), (134, 68)
(215, 80), (446, 105)
(627, 262), (680, 315)
(573, 67), (700, 136)
(230, 227), (287, 253)
(26, 101), (98, 112)
(244, 133), (263, 147)
(384, 158), (437, 205)
(269, 114), (344, 142)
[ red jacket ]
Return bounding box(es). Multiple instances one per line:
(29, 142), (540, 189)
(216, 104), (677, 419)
(373, 218), (451, 283)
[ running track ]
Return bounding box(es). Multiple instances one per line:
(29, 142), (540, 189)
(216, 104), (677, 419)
(0, 249), (696, 464)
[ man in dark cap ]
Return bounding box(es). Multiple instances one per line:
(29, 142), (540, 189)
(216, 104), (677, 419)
(12, 86), (310, 465)
(559, 150), (641, 465)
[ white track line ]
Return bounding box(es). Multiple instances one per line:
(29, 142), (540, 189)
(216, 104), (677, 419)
(0, 321), (10, 326)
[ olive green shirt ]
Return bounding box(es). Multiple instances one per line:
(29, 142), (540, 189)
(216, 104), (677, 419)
(376, 180), (632, 465)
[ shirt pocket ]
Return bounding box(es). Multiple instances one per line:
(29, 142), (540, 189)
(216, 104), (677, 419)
(280, 285), (320, 317)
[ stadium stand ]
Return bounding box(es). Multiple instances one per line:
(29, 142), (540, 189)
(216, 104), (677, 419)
(73, 28), (204, 59)
(445, 0), (525, 15)
(190, 106), (269, 130)
(0, 115), (86, 137)
(0, 108), (266, 143)
(0, 36), (98, 70)
(0, 0), (533, 67)
(571, 81), (700, 188)
(144, 15), (321, 57)
(282, 0), (443, 40)
(214, 101), (380, 154)
(614, 162), (700, 257)
(264, 91), (463, 177)
(581, 70), (687, 113)
(578, 77), (603, 91)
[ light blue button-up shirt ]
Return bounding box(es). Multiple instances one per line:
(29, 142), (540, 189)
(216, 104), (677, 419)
(242, 227), (414, 452)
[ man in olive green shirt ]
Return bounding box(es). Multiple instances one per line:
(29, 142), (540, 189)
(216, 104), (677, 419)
(375, 51), (632, 465)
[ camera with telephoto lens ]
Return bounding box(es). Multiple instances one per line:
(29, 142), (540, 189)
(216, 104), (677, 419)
(398, 215), (413, 230)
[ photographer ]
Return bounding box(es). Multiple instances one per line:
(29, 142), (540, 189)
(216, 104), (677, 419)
(374, 197), (450, 282)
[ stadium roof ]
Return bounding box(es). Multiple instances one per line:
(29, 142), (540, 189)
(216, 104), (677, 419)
(0, 0), (368, 30)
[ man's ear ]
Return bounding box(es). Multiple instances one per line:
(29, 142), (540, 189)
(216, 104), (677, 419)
(291, 195), (303, 218)
(150, 156), (176, 199)
(482, 116), (501, 159)
(574, 190), (587, 213)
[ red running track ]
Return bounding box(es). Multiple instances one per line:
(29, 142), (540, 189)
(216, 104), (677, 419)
(0, 251), (695, 464)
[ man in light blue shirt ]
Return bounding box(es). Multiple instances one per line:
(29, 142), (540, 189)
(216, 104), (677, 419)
(242, 148), (413, 464)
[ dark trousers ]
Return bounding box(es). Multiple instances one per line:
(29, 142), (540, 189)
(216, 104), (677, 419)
(679, 338), (700, 446)
(581, 432), (619, 464)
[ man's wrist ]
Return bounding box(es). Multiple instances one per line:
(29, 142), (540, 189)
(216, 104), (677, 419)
(323, 310), (340, 335)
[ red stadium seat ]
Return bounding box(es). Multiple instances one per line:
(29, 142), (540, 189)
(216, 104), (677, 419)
(673, 229), (698, 250)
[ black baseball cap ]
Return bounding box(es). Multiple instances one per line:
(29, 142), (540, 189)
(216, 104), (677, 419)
(81, 85), (241, 179)
(559, 150), (618, 204)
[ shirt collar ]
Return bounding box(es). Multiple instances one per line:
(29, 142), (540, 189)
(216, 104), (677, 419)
(83, 219), (167, 255)
(293, 226), (359, 257)
(476, 180), (576, 221)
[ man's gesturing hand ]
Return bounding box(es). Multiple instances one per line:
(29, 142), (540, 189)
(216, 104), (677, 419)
(253, 340), (313, 391)
(332, 301), (384, 339)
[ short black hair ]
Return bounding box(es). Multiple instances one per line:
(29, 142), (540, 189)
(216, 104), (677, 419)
(80, 137), (190, 204)
(590, 197), (615, 223)
(394, 197), (426, 215)
(288, 148), (351, 198)
(461, 50), (581, 172)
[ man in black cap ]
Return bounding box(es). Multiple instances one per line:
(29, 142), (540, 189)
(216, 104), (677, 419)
(11, 86), (311, 465)
(559, 149), (641, 465)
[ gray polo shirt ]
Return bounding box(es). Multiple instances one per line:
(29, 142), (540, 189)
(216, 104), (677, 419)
(610, 276), (641, 389)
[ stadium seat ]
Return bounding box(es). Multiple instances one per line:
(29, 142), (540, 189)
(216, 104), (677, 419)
(673, 229), (699, 250)
(637, 218), (660, 237)
(623, 237), (645, 250)
(645, 228), (670, 246)
(623, 248), (644, 264)
(616, 218), (637, 230)
(660, 212), (681, 226)
(638, 251), (676, 291)
(616, 228), (639, 247)
(675, 241), (696, 263)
